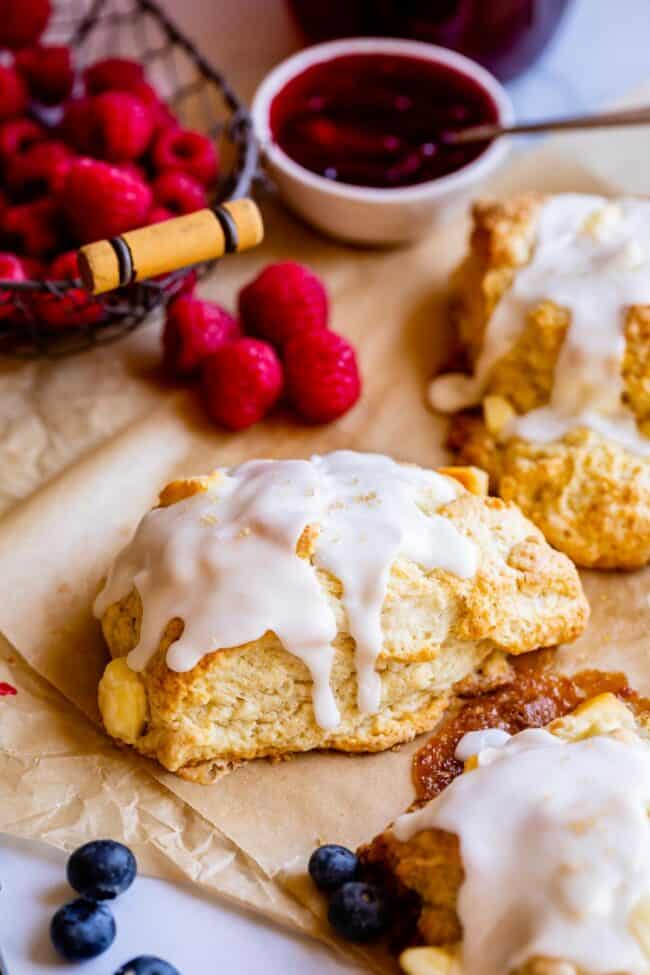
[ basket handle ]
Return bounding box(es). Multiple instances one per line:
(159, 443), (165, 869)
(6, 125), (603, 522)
(77, 198), (264, 295)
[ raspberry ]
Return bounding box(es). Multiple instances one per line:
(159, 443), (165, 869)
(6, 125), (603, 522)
(0, 117), (45, 165)
(60, 97), (93, 153)
(21, 256), (46, 278)
(32, 251), (104, 329)
(0, 0), (50, 49)
(61, 158), (152, 244)
(116, 161), (147, 183)
(83, 58), (144, 95)
(0, 66), (27, 122)
(0, 252), (26, 320)
(15, 45), (74, 106)
(7, 140), (73, 200)
(284, 330), (361, 423)
(86, 92), (154, 162)
(147, 206), (174, 225)
(4, 198), (61, 258)
(238, 261), (328, 349)
(122, 80), (178, 133)
(163, 295), (240, 378)
(151, 170), (207, 215)
(151, 128), (219, 186)
(202, 338), (283, 430)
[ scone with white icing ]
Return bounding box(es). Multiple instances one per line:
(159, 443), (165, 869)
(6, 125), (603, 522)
(429, 193), (650, 569)
(94, 451), (588, 780)
(362, 693), (650, 975)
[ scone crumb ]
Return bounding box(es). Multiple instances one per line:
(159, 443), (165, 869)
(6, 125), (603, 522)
(158, 474), (218, 508)
(399, 945), (455, 975)
(438, 466), (488, 496)
(483, 394), (515, 437)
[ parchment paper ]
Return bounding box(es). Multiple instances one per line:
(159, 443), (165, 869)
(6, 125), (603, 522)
(2, 100), (650, 972)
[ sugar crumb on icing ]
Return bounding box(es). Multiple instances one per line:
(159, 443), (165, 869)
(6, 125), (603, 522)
(394, 724), (650, 975)
(94, 451), (478, 729)
(429, 193), (650, 456)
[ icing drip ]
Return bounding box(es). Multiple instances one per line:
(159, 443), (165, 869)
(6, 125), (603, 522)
(94, 451), (478, 729)
(429, 194), (650, 456)
(394, 726), (650, 975)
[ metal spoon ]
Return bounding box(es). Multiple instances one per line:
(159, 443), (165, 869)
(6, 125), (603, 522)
(443, 104), (650, 145)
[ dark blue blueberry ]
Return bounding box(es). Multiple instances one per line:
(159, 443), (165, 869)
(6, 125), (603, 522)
(327, 881), (387, 942)
(308, 844), (359, 892)
(114, 957), (181, 975)
(50, 897), (116, 961)
(67, 839), (137, 899)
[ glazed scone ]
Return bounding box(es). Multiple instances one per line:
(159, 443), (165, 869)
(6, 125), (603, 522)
(362, 693), (650, 975)
(429, 193), (650, 569)
(94, 451), (588, 780)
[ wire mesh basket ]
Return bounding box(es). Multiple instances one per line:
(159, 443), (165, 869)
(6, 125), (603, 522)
(0, 0), (258, 358)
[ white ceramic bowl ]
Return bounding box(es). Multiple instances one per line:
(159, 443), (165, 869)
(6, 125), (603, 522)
(251, 37), (513, 245)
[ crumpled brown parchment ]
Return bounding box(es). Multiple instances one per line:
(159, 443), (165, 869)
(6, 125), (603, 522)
(1, 106), (650, 974)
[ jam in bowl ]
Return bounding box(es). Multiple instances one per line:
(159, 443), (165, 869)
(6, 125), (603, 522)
(252, 38), (513, 244)
(270, 51), (499, 190)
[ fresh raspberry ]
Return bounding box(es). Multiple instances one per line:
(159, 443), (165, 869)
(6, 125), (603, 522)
(0, 117), (45, 165)
(61, 158), (152, 244)
(163, 295), (240, 378)
(15, 45), (74, 106)
(147, 206), (174, 225)
(0, 252), (26, 320)
(7, 140), (73, 199)
(238, 261), (328, 349)
(4, 198), (61, 258)
(284, 330), (361, 423)
(202, 338), (283, 430)
(0, 65), (27, 122)
(151, 128), (219, 186)
(83, 57), (144, 95)
(116, 161), (147, 183)
(0, 0), (50, 49)
(60, 96), (93, 153)
(86, 92), (154, 162)
(121, 80), (178, 133)
(21, 256), (46, 278)
(32, 250), (104, 329)
(151, 170), (207, 215)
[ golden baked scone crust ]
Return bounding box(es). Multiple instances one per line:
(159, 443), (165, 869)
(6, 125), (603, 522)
(97, 465), (588, 780)
(445, 195), (650, 569)
(364, 694), (650, 975)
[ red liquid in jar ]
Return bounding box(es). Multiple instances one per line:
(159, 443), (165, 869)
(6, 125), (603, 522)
(288, 0), (573, 82)
(269, 53), (499, 190)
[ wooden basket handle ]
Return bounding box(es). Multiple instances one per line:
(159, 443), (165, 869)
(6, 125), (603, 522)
(78, 198), (264, 295)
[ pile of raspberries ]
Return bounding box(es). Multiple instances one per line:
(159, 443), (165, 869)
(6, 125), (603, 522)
(164, 261), (362, 430)
(0, 0), (219, 327)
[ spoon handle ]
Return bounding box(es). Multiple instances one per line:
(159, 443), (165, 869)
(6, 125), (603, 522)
(445, 105), (650, 145)
(78, 199), (264, 295)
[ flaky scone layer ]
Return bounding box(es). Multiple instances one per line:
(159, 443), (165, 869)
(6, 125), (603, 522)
(364, 694), (650, 975)
(445, 194), (650, 569)
(97, 466), (587, 779)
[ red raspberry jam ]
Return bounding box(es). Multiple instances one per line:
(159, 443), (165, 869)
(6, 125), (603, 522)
(269, 53), (498, 190)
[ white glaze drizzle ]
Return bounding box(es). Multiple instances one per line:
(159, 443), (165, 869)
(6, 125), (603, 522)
(94, 451), (477, 729)
(429, 194), (650, 456)
(394, 726), (650, 975)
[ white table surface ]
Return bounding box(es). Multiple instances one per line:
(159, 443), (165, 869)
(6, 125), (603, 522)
(0, 835), (361, 974)
(5, 0), (650, 971)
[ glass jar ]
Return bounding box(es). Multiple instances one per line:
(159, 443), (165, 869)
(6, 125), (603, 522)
(287, 0), (573, 81)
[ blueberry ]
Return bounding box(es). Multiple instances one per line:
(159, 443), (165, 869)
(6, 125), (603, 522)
(328, 881), (387, 942)
(114, 957), (181, 975)
(308, 844), (359, 892)
(67, 839), (137, 899)
(50, 897), (116, 961)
